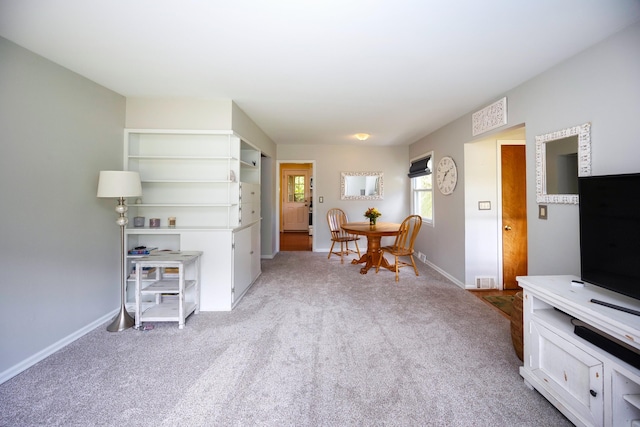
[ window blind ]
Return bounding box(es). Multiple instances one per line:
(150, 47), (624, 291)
(408, 156), (431, 178)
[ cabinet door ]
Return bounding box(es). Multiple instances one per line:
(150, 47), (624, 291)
(529, 320), (604, 425)
(240, 183), (260, 204)
(181, 231), (233, 311)
(251, 223), (261, 282)
(233, 227), (252, 303)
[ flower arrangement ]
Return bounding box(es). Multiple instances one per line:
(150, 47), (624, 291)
(364, 207), (382, 225)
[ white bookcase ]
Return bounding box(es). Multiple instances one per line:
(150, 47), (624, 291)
(518, 275), (640, 427)
(123, 129), (261, 311)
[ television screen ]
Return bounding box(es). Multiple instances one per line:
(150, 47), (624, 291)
(578, 173), (640, 301)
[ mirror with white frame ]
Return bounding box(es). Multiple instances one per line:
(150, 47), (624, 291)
(535, 122), (591, 204)
(340, 171), (383, 200)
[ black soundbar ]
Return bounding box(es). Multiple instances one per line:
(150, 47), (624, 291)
(572, 319), (640, 370)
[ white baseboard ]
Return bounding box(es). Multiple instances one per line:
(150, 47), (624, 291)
(0, 309), (117, 385)
(422, 259), (465, 289)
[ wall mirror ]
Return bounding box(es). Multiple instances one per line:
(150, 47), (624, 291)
(535, 122), (591, 204)
(340, 171), (383, 200)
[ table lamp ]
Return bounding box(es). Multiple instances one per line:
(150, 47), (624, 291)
(97, 170), (142, 332)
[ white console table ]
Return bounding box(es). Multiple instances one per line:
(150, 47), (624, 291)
(518, 275), (640, 427)
(133, 251), (202, 329)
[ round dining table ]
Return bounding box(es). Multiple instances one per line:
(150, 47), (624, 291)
(340, 221), (401, 274)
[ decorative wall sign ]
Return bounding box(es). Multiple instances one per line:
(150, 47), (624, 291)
(472, 97), (507, 136)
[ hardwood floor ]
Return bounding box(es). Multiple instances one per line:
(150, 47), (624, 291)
(280, 231), (312, 251)
(469, 288), (520, 318)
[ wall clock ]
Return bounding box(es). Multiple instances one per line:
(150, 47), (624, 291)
(436, 156), (457, 195)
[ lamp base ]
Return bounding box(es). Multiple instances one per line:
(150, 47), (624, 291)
(106, 306), (135, 332)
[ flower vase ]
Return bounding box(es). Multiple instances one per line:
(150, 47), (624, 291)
(370, 217), (377, 226)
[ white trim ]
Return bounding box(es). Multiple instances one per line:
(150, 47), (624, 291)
(0, 310), (117, 385)
(423, 259), (465, 289)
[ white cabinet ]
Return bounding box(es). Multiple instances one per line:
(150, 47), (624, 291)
(240, 182), (260, 225)
(518, 275), (640, 427)
(232, 223), (261, 303)
(123, 129), (261, 311)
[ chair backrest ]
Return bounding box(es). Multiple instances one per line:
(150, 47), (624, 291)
(327, 208), (350, 238)
(391, 215), (423, 252)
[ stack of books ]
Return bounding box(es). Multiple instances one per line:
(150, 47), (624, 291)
(128, 246), (158, 255)
(162, 267), (180, 279)
(128, 267), (157, 279)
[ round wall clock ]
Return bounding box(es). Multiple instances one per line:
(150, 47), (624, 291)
(436, 156), (458, 195)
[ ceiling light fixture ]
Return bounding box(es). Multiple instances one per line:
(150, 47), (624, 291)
(355, 133), (370, 141)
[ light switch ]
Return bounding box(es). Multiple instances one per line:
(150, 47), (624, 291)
(319, 196), (324, 203)
(539, 204), (548, 220)
(478, 201), (491, 210)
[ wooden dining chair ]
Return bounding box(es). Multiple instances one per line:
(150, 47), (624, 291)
(376, 215), (423, 281)
(326, 208), (361, 264)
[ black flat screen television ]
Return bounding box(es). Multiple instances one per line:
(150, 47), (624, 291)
(578, 173), (640, 301)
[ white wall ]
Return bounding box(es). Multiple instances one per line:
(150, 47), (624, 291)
(0, 37), (126, 381)
(410, 22), (640, 283)
(126, 98), (232, 129)
(464, 139), (500, 287)
(277, 144), (409, 252)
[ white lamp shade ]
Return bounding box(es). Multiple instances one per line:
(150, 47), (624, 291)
(97, 171), (142, 198)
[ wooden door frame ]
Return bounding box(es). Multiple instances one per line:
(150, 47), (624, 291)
(496, 140), (526, 290)
(276, 160), (316, 252)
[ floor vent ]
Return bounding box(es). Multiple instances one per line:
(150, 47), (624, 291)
(475, 276), (497, 289)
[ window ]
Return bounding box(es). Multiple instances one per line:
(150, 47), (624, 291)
(287, 175), (306, 202)
(409, 154), (433, 224)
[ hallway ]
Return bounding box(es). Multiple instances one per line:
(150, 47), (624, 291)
(280, 231), (312, 251)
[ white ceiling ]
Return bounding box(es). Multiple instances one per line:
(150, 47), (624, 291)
(1, 1), (639, 146)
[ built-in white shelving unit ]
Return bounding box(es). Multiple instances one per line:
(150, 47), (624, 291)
(123, 129), (261, 311)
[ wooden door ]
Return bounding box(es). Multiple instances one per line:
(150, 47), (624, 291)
(501, 145), (527, 289)
(282, 169), (310, 231)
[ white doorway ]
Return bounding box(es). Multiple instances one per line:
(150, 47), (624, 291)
(277, 161), (315, 252)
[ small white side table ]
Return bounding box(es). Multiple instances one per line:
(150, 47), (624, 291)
(133, 251), (202, 329)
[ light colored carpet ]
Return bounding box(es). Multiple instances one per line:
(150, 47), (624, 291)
(0, 252), (570, 426)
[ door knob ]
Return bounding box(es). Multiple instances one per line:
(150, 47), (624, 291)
(504, 225), (512, 231)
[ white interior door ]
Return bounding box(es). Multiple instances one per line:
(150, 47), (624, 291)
(282, 169), (309, 231)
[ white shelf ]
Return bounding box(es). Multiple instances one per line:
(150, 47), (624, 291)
(140, 279), (196, 294)
(624, 394), (640, 410)
(240, 159), (258, 168)
(132, 203), (236, 207)
(140, 301), (198, 323)
(126, 226), (232, 232)
(140, 179), (234, 183)
(130, 155), (235, 160)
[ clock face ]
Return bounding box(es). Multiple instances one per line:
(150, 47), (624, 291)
(436, 156), (457, 195)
